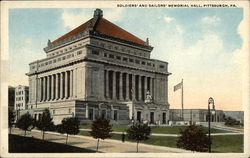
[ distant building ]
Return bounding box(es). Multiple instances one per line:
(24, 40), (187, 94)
(15, 85), (29, 119)
(170, 109), (224, 124)
(223, 111), (244, 123)
(8, 86), (15, 110)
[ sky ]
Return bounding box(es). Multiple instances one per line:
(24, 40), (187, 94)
(9, 8), (244, 110)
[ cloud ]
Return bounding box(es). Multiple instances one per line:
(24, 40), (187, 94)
(202, 15), (220, 25)
(61, 8), (124, 30)
(164, 16), (174, 23)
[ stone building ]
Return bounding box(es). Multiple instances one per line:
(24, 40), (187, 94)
(14, 85), (29, 119)
(27, 9), (171, 125)
(170, 109), (224, 125)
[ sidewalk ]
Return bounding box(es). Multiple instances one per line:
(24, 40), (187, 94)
(11, 128), (191, 153)
(79, 129), (243, 137)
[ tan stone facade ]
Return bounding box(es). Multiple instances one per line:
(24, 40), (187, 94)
(26, 9), (171, 125)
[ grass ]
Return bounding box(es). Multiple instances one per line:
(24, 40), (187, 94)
(80, 125), (230, 134)
(9, 134), (95, 153)
(79, 131), (243, 153)
(225, 125), (244, 129)
(211, 135), (243, 153)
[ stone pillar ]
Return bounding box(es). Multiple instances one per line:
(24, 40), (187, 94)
(119, 72), (123, 100)
(65, 71), (68, 99)
(112, 71), (116, 100)
(138, 75), (141, 101)
(55, 73), (58, 100)
(70, 70), (73, 98)
(60, 72), (63, 99)
(51, 74), (54, 100)
(105, 70), (109, 99)
(132, 74), (135, 101)
(111, 105), (114, 120)
(73, 68), (77, 98)
(144, 76), (148, 100)
(47, 76), (50, 101)
(125, 73), (129, 100)
(150, 77), (153, 99)
(43, 77), (46, 101)
(85, 103), (88, 119)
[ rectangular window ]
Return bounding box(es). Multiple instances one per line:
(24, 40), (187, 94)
(135, 60), (140, 64)
(92, 50), (99, 55)
(109, 54), (114, 59)
(129, 58), (134, 62)
(49, 61), (52, 64)
(116, 56), (121, 60)
(104, 53), (107, 57)
(159, 65), (165, 68)
(123, 57), (128, 62)
(62, 56), (66, 60)
(53, 59), (56, 63)
(77, 50), (82, 55)
(142, 61), (145, 65)
(147, 62), (152, 66)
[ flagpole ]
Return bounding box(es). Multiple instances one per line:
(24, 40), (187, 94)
(181, 79), (184, 120)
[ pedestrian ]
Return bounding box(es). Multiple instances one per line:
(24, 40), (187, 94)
(121, 132), (125, 143)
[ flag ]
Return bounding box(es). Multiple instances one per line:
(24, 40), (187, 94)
(174, 81), (182, 92)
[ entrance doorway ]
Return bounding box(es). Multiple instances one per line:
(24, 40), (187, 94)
(150, 112), (154, 124)
(137, 111), (141, 122)
(162, 113), (166, 124)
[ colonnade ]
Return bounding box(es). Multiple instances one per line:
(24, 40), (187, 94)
(38, 70), (74, 102)
(104, 70), (154, 101)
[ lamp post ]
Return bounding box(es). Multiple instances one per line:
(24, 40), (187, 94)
(208, 97), (215, 153)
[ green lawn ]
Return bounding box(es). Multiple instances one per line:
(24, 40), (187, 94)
(80, 125), (230, 134)
(226, 125), (244, 129)
(9, 134), (95, 153)
(79, 131), (243, 153)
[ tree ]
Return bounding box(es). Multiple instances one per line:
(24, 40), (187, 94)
(8, 109), (15, 134)
(16, 113), (34, 136)
(224, 117), (240, 126)
(177, 125), (210, 152)
(35, 108), (54, 140)
(90, 117), (112, 152)
(57, 117), (80, 144)
(126, 123), (151, 153)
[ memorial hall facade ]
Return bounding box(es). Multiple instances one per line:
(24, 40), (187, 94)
(26, 9), (171, 125)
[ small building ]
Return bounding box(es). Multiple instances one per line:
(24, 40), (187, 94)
(170, 109), (224, 125)
(15, 85), (29, 119)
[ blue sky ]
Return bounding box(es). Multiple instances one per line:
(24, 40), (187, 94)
(9, 8), (244, 110)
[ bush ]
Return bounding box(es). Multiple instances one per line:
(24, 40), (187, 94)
(224, 117), (240, 126)
(177, 125), (210, 152)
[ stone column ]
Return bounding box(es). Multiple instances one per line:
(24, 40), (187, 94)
(150, 77), (153, 99)
(65, 71), (68, 99)
(132, 74), (135, 101)
(85, 103), (88, 119)
(112, 71), (116, 100)
(119, 72), (123, 100)
(125, 73), (129, 101)
(43, 77), (46, 101)
(51, 74), (54, 100)
(73, 68), (77, 98)
(144, 76), (148, 100)
(47, 76), (50, 101)
(105, 70), (109, 99)
(111, 105), (114, 120)
(70, 70), (73, 98)
(60, 72), (63, 99)
(55, 73), (58, 100)
(138, 75), (141, 101)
